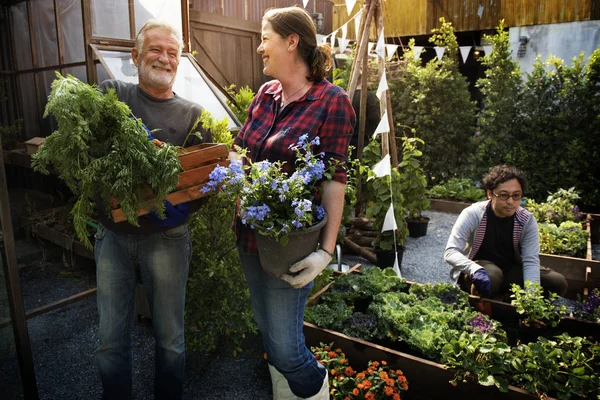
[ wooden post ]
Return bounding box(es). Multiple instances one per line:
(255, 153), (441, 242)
(347, 0), (377, 101)
(0, 138), (39, 399)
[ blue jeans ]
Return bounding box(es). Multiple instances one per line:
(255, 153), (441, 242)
(238, 246), (326, 398)
(95, 224), (191, 400)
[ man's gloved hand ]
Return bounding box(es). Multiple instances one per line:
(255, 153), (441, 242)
(147, 201), (190, 227)
(472, 268), (491, 298)
(281, 249), (332, 288)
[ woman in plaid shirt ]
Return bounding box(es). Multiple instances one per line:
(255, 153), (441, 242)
(229, 6), (355, 399)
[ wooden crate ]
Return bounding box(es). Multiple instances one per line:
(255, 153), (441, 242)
(110, 143), (229, 223)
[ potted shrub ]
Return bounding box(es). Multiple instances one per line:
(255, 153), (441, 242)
(398, 135), (430, 237)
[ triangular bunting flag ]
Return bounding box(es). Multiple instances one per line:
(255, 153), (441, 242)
(483, 45), (493, 55)
(477, 5), (484, 18)
(386, 44), (399, 61)
(375, 28), (385, 59)
(381, 203), (398, 232)
(434, 46), (445, 61)
(369, 154), (391, 180)
(339, 38), (350, 54)
(413, 46), (423, 60)
(393, 254), (401, 278)
(345, 0), (357, 14)
(316, 34), (327, 44)
(353, 10), (362, 40)
(330, 30), (337, 50)
(367, 42), (375, 54)
(303, 0), (309, 7)
(373, 111), (390, 137)
(459, 46), (472, 63)
(376, 70), (388, 100)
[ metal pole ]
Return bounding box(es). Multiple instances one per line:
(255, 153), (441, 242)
(0, 137), (39, 399)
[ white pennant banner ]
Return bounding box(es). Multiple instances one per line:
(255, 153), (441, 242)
(483, 45), (493, 56)
(345, 0), (357, 14)
(393, 255), (401, 278)
(434, 46), (445, 60)
(413, 46), (424, 60)
(459, 46), (472, 63)
(330, 30), (337, 50)
(339, 24), (349, 53)
(353, 10), (362, 40)
(303, 0), (309, 8)
(376, 70), (388, 100)
(316, 34), (327, 44)
(375, 28), (386, 59)
(373, 110), (390, 137)
(381, 203), (398, 232)
(367, 42), (375, 54)
(386, 44), (399, 61)
(369, 154), (391, 180)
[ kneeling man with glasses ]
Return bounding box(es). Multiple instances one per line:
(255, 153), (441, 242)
(444, 165), (568, 299)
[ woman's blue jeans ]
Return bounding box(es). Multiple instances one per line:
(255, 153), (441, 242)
(95, 224), (191, 400)
(238, 246), (326, 398)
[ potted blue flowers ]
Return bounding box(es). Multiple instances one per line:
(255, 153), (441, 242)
(202, 134), (328, 277)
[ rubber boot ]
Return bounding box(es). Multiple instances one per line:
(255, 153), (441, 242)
(268, 364), (296, 400)
(305, 370), (329, 400)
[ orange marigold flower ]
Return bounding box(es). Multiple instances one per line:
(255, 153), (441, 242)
(336, 348), (342, 353)
(328, 351), (337, 359)
(398, 375), (407, 384)
(386, 378), (395, 386)
(379, 371), (388, 380)
(345, 397), (351, 400)
(324, 346), (331, 351)
(356, 372), (366, 380)
(357, 383), (364, 390)
(352, 388), (360, 396)
(396, 370), (404, 376)
(330, 369), (337, 376)
(382, 360), (387, 365)
(317, 360), (324, 365)
(384, 386), (394, 396)
(338, 374), (345, 380)
(365, 393), (375, 400)
(393, 394), (401, 400)
(363, 380), (373, 389)
(345, 367), (355, 376)
(402, 383), (408, 391)
(372, 361), (380, 368)
(263, 353), (268, 360)
(314, 354), (320, 360)
(340, 358), (347, 364)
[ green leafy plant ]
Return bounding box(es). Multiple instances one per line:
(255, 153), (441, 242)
(397, 135), (430, 220)
(0, 119), (23, 150)
(428, 178), (486, 202)
(573, 288), (600, 323)
(538, 220), (588, 258)
(509, 334), (600, 399)
(183, 108), (232, 149)
(31, 73), (181, 249)
(185, 193), (256, 356)
(525, 187), (585, 225)
(510, 282), (567, 328)
(441, 331), (512, 392)
(224, 84), (255, 124)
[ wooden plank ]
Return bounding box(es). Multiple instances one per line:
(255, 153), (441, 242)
(539, 253), (600, 281)
(175, 160), (229, 190)
(178, 143), (228, 170)
(110, 183), (209, 223)
(428, 198), (472, 214)
(32, 223), (94, 260)
(2, 149), (31, 168)
(303, 322), (545, 400)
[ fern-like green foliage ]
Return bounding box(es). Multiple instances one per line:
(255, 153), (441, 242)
(225, 84), (255, 124)
(31, 73), (181, 249)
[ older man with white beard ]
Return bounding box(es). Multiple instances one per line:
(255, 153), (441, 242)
(94, 20), (211, 400)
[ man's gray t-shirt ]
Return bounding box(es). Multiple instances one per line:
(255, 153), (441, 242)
(97, 80), (211, 233)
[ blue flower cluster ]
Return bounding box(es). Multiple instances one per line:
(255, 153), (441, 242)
(201, 135), (329, 243)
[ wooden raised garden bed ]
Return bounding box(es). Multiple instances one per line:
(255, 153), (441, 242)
(304, 268), (599, 400)
(428, 198), (472, 214)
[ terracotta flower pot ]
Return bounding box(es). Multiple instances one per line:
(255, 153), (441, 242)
(255, 214), (328, 277)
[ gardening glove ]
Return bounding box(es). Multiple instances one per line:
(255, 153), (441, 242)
(472, 268), (492, 298)
(281, 249), (332, 288)
(147, 200), (190, 227)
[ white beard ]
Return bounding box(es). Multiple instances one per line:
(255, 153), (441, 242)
(138, 61), (176, 89)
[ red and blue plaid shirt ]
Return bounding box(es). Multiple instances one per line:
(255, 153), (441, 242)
(233, 78), (356, 254)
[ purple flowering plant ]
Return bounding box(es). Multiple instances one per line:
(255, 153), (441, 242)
(202, 134), (327, 245)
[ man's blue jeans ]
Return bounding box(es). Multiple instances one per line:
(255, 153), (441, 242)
(95, 224), (191, 400)
(238, 246), (326, 398)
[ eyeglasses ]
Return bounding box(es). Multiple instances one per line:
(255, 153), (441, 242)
(492, 191), (522, 201)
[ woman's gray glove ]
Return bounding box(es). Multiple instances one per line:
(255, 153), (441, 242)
(281, 249), (332, 288)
